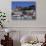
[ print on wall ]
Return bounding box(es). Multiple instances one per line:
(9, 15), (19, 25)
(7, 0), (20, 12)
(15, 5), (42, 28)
(11, 1), (36, 20)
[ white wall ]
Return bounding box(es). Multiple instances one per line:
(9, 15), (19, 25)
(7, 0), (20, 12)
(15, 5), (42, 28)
(0, 1), (46, 46)
(0, 0), (46, 27)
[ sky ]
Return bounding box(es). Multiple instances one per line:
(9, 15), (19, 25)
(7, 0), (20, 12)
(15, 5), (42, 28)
(12, 0), (36, 1)
(12, 1), (36, 9)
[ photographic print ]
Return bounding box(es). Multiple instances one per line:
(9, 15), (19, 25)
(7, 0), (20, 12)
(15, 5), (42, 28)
(11, 1), (36, 20)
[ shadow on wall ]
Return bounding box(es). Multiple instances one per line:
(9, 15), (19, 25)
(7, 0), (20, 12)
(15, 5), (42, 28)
(13, 40), (21, 46)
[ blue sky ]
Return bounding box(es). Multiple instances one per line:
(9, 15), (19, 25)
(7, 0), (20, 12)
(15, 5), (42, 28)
(12, 0), (36, 1)
(12, 1), (36, 9)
